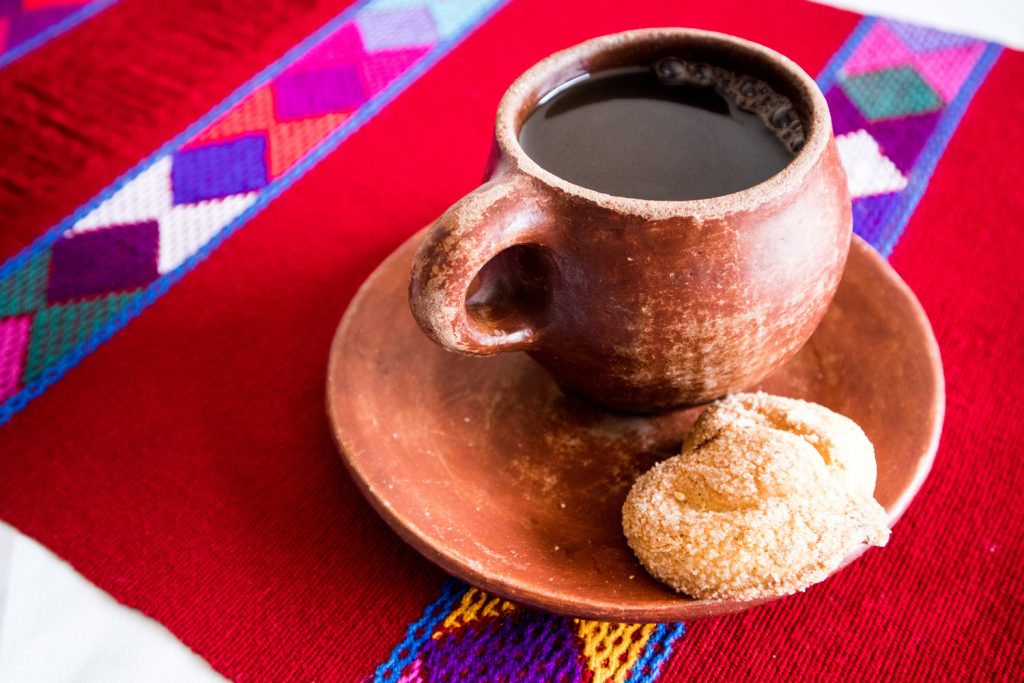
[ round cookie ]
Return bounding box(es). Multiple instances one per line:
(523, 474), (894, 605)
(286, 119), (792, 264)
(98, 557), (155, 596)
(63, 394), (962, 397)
(623, 392), (889, 600)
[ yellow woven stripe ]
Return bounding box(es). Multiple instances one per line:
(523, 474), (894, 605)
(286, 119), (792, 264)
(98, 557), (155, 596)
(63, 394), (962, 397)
(575, 619), (657, 683)
(432, 587), (517, 638)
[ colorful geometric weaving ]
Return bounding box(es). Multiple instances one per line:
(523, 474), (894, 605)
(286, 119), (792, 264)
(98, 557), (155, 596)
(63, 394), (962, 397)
(0, 10), (998, 425)
(818, 18), (1000, 254)
(0, 0), (117, 68)
(375, 584), (683, 683)
(0, 0), (509, 419)
(373, 17), (1002, 683)
(0, 4), (1007, 681)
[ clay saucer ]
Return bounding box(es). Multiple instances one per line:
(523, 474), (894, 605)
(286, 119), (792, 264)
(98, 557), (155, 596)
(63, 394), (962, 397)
(326, 233), (944, 622)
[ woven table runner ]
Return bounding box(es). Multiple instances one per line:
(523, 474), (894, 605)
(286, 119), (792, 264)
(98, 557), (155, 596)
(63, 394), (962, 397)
(0, 0), (1020, 680)
(0, 1), (118, 69)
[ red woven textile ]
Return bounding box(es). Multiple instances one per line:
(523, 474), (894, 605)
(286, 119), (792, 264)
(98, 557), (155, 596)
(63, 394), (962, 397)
(0, 0), (1020, 680)
(0, 0), (352, 261)
(663, 50), (1024, 681)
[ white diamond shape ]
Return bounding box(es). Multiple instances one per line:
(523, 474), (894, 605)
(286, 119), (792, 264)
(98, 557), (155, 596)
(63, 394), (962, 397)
(71, 157), (174, 234)
(157, 194), (257, 274)
(836, 129), (909, 198)
(66, 153), (258, 274)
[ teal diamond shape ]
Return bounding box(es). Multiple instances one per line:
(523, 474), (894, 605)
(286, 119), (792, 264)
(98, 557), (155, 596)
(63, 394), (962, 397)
(22, 292), (141, 383)
(0, 249), (51, 317)
(840, 66), (943, 121)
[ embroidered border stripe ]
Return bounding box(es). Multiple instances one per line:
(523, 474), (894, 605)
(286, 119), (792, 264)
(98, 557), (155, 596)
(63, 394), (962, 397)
(819, 17), (1000, 256)
(370, 16), (1002, 683)
(0, 0), (510, 423)
(0, 0), (119, 69)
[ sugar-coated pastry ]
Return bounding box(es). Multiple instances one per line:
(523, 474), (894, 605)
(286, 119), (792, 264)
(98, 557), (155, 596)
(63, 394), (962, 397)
(682, 392), (878, 499)
(622, 393), (890, 600)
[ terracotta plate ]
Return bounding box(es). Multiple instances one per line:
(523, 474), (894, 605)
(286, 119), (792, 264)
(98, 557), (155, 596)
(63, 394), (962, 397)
(326, 233), (944, 622)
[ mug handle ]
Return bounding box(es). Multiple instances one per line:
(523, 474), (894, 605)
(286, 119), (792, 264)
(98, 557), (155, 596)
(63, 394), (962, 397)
(409, 172), (554, 355)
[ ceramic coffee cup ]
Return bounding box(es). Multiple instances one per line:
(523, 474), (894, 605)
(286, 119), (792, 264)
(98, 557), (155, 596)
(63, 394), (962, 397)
(409, 28), (851, 412)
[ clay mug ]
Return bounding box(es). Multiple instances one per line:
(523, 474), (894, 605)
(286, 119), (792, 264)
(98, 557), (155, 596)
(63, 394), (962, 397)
(409, 28), (851, 412)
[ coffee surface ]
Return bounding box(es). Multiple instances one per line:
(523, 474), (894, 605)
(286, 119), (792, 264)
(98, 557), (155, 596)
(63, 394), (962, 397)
(518, 63), (799, 201)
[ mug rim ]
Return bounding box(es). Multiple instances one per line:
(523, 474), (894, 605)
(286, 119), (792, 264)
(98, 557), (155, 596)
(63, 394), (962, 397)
(494, 28), (833, 218)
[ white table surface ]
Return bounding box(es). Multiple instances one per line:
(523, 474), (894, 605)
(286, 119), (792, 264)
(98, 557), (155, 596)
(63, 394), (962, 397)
(2, 1), (1022, 681)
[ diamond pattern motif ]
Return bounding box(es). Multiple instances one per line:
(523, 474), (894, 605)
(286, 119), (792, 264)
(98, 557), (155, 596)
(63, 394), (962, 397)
(192, 87), (348, 178)
(885, 19), (979, 52)
(836, 130), (908, 198)
(827, 18), (993, 253)
(172, 136), (269, 203)
(0, 0), (80, 51)
(0, 250), (49, 317)
(0, 0), (503, 413)
(68, 156), (259, 274)
(0, 0), (112, 66)
(0, 7), (1003, 681)
(420, 606), (585, 681)
(867, 111), (940, 173)
(912, 42), (987, 103)
(374, 586), (679, 683)
(422, 0), (490, 39)
(840, 66), (942, 120)
(357, 5), (439, 51)
(843, 21), (914, 76)
(272, 64), (368, 120)
(46, 220), (159, 302)
(825, 85), (868, 135)
(23, 292), (140, 383)
(361, 46), (431, 95)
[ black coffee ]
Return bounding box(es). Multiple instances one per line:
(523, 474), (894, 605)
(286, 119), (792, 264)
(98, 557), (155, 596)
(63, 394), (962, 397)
(518, 59), (803, 201)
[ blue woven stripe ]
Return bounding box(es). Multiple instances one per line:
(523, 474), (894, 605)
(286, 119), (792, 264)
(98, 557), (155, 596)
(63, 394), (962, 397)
(0, 0), (510, 425)
(374, 582), (686, 683)
(626, 622), (687, 683)
(816, 16), (877, 93)
(368, 15), (1007, 683)
(373, 580), (466, 683)
(864, 42), (1001, 257)
(814, 17), (1001, 257)
(0, 0), (120, 70)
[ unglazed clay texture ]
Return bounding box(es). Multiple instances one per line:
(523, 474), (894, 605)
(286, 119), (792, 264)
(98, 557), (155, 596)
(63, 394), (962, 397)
(409, 29), (853, 411)
(330, 233), (944, 622)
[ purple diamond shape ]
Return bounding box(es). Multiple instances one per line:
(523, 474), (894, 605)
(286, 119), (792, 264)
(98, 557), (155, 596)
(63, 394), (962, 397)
(5, 6), (80, 51)
(272, 64), (367, 121)
(826, 85), (867, 136)
(853, 191), (904, 249)
(47, 222), (160, 303)
(171, 135), (268, 204)
(884, 20), (978, 53)
(866, 111), (941, 173)
(419, 610), (584, 682)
